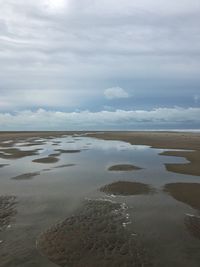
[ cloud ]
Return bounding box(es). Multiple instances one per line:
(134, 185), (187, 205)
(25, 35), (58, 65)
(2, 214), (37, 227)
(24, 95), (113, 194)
(104, 87), (129, 99)
(194, 95), (200, 103)
(0, 0), (200, 121)
(0, 107), (199, 130)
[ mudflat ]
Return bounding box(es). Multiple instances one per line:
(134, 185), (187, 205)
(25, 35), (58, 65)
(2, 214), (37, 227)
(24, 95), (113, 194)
(1, 131), (200, 175)
(0, 131), (200, 266)
(100, 181), (153, 195)
(32, 156), (59, 164)
(37, 200), (150, 267)
(108, 164), (142, 171)
(87, 131), (200, 176)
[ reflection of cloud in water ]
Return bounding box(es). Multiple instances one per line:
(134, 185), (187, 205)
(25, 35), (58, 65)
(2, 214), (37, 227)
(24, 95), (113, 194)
(76, 139), (150, 152)
(13, 136), (151, 154)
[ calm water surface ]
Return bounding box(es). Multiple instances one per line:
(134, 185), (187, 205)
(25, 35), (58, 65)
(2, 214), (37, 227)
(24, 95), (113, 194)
(0, 135), (200, 267)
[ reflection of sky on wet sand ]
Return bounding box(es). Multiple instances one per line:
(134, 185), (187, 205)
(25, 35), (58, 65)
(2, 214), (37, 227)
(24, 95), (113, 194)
(0, 136), (200, 267)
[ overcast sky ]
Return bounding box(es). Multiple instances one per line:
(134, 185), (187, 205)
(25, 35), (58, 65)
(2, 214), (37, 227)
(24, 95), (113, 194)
(0, 0), (200, 130)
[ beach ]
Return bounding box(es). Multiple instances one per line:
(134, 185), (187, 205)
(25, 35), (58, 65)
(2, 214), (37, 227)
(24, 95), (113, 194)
(0, 131), (200, 267)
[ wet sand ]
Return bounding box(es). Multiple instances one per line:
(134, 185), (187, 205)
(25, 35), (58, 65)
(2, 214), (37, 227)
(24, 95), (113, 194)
(33, 157), (59, 164)
(0, 131), (83, 141)
(185, 214), (200, 241)
(0, 148), (40, 159)
(53, 164), (75, 169)
(87, 131), (200, 176)
(1, 131), (199, 176)
(37, 199), (150, 267)
(0, 196), (17, 231)
(55, 149), (81, 154)
(163, 183), (200, 210)
(108, 164), (142, 171)
(11, 172), (40, 180)
(0, 131), (200, 266)
(160, 150), (200, 176)
(100, 181), (153, 196)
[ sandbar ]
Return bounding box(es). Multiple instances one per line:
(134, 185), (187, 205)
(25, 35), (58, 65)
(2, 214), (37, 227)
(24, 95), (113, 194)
(87, 131), (200, 177)
(108, 164), (142, 171)
(37, 199), (149, 267)
(33, 157), (59, 164)
(163, 182), (200, 210)
(11, 172), (40, 180)
(100, 181), (153, 196)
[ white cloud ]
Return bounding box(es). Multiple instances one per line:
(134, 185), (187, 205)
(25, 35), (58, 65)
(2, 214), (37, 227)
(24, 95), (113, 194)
(0, 107), (199, 130)
(104, 87), (129, 100)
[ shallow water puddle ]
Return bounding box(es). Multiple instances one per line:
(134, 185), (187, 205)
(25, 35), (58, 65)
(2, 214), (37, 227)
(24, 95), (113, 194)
(0, 136), (200, 267)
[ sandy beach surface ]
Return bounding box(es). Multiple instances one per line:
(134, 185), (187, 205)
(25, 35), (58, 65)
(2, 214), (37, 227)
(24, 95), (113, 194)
(0, 131), (200, 267)
(87, 131), (200, 176)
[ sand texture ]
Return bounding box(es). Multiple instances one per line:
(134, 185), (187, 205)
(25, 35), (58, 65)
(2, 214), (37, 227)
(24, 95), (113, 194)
(87, 131), (200, 176)
(163, 183), (200, 210)
(37, 199), (150, 267)
(100, 181), (153, 196)
(108, 164), (142, 171)
(33, 157), (59, 164)
(0, 196), (17, 231)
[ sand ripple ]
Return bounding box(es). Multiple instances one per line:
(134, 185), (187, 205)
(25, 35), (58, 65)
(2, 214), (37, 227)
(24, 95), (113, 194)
(37, 199), (150, 267)
(0, 196), (17, 231)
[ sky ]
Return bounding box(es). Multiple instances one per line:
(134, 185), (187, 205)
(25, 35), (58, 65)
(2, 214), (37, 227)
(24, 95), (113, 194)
(0, 0), (200, 130)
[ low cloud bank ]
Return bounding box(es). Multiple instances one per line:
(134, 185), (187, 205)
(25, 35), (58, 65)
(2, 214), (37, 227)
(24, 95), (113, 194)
(0, 107), (199, 130)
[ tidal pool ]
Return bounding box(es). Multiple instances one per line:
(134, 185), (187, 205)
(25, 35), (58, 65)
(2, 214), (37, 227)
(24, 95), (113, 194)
(0, 135), (200, 267)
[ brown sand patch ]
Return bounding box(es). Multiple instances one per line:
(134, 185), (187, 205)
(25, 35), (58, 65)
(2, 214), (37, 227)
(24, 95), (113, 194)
(19, 141), (46, 147)
(55, 149), (81, 154)
(33, 157), (59, 164)
(108, 164), (142, 171)
(100, 181), (153, 196)
(11, 172), (40, 180)
(0, 148), (39, 159)
(54, 164), (75, 169)
(0, 141), (15, 148)
(49, 153), (61, 157)
(160, 150), (200, 176)
(0, 196), (17, 231)
(163, 183), (200, 210)
(37, 199), (150, 267)
(185, 214), (200, 240)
